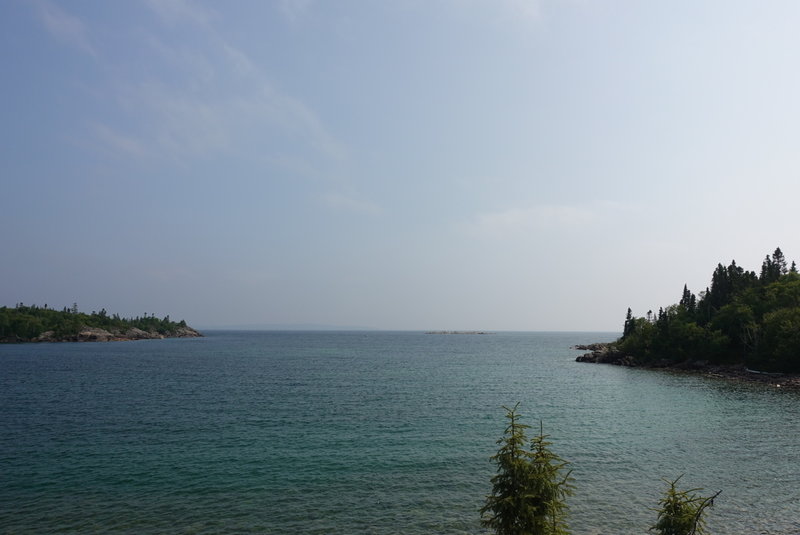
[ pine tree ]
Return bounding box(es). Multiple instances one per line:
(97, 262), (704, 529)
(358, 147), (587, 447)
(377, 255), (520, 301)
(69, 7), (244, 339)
(651, 476), (720, 535)
(679, 285), (691, 308)
(709, 263), (732, 310)
(772, 247), (787, 276)
(527, 422), (573, 535)
(623, 308), (634, 338)
(481, 404), (573, 535)
(760, 248), (787, 283)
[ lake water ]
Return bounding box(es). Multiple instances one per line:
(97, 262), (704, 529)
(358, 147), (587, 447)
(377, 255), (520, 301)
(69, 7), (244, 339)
(1, 331), (798, 534)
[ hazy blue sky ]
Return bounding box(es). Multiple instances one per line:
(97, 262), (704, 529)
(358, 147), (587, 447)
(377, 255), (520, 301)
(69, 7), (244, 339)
(3, 0), (800, 331)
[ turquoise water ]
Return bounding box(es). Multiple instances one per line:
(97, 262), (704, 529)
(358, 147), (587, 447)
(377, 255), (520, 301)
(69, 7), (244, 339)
(1, 331), (798, 534)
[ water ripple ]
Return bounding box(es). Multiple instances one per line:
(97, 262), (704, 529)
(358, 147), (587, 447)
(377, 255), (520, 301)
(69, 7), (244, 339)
(1, 332), (798, 534)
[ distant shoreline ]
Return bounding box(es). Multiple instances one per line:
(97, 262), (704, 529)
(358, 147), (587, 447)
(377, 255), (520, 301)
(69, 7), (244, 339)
(0, 304), (202, 344)
(425, 330), (493, 335)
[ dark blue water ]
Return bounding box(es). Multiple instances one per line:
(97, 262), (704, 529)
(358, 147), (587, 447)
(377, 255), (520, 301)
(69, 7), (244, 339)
(1, 331), (798, 534)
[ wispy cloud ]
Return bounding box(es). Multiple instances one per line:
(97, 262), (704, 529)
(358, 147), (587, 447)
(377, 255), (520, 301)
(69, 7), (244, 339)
(280, 0), (314, 23)
(128, 82), (231, 157)
(33, 0), (97, 57)
(259, 85), (347, 161)
(469, 203), (596, 238)
(467, 200), (642, 240)
(142, 33), (217, 83)
(143, 0), (213, 27)
(90, 122), (147, 157)
(87, 2), (345, 166)
(107, 75), (345, 164)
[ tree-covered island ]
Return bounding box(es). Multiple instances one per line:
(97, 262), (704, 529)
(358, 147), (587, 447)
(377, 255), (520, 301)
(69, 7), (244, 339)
(0, 303), (201, 343)
(578, 248), (800, 377)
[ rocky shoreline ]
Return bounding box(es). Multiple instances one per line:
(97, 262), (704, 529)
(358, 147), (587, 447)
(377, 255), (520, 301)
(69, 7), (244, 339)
(574, 342), (800, 391)
(3, 325), (202, 344)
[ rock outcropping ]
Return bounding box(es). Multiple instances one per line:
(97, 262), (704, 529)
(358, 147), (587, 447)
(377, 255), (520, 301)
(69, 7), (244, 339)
(574, 343), (638, 367)
(33, 325), (202, 343)
(574, 342), (800, 390)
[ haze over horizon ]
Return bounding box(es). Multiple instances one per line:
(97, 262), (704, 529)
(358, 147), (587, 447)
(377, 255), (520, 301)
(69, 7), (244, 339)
(3, 1), (800, 331)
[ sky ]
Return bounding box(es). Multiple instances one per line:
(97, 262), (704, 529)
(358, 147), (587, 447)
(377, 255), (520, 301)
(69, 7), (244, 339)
(2, 0), (800, 331)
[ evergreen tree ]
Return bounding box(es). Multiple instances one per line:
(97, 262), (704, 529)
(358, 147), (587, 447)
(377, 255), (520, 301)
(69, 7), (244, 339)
(614, 247), (800, 371)
(651, 476), (720, 535)
(481, 404), (573, 535)
(623, 308), (634, 338)
(695, 288), (713, 325)
(701, 259), (757, 309)
(756, 308), (800, 372)
(760, 249), (786, 283)
(678, 285), (696, 316)
(527, 423), (573, 535)
(772, 247), (788, 276)
(481, 404), (533, 535)
(760, 255), (772, 282)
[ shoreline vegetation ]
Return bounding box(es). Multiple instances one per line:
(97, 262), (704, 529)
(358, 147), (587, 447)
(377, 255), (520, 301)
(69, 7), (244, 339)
(575, 247), (800, 390)
(0, 303), (201, 343)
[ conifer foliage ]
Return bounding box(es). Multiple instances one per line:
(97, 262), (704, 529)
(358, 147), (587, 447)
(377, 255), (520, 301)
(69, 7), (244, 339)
(651, 476), (720, 535)
(618, 247), (800, 372)
(481, 404), (573, 535)
(481, 407), (721, 533)
(0, 303), (191, 342)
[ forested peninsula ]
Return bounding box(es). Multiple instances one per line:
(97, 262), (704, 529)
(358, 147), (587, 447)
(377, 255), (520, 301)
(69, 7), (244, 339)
(578, 248), (800, 378)
(0, 304), (201, 343)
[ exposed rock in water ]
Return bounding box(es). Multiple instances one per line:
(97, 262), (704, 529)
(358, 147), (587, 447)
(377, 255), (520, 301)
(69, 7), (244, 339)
(171, 326), (202, 338)
(124, 327), (161, 340)
(79, 327), (117, 342)
(572, 342), (612, 352)
(30, 325), (202, 343)
(574, 343), (638, 367)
